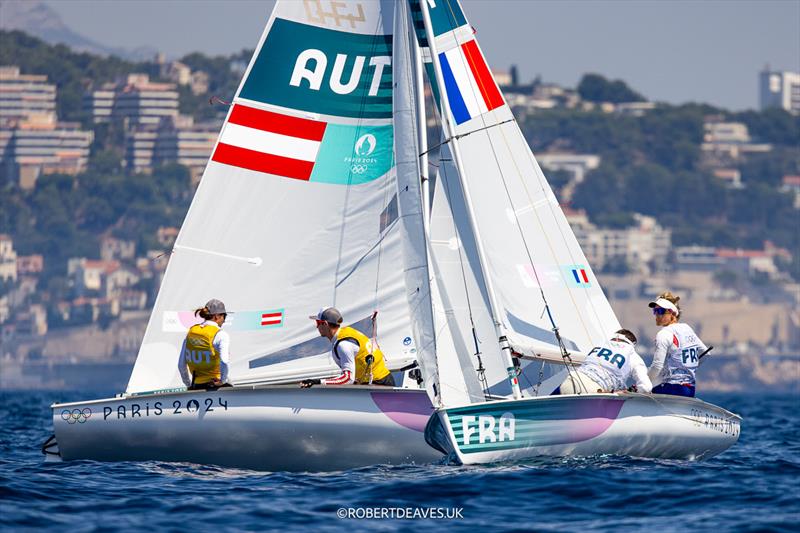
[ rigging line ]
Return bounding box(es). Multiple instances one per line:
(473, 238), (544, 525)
(439, 152), (490, 398)
(417, 119), (515, 158)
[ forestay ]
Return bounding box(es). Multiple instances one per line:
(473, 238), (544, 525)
(418, 0), (621, 367)
(127, 0), (421, 393)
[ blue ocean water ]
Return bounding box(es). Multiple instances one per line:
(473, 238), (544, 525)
(1, 391), (797, 532)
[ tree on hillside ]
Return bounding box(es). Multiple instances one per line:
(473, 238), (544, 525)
(577, 73), (645, 103)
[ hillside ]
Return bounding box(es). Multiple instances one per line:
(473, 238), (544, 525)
(1, 30), (798, 289)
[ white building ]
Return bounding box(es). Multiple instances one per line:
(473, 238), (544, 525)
(704, 122), (750, 144)
(759, 69), (800, 115)
(83, 84), (116, 124)
(0, 66), (56, 121)
(114, 74), (179, 126)
(100, 237), (136, 261)
(0, 235), (17, 283)
(566, 209), (671, 273)
(85, 74), (179, 126)
(126, 117), (220, 177)
(537, 153), (601, 184)
(1, 114), (94, 189)
(125, 129), (158, 174)
(701, 119), (772, 162)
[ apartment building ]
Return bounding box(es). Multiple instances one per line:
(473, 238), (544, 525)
(566, 209), (671, 273)
(759, 69), (800, 115)
(0, 66), (56, 121)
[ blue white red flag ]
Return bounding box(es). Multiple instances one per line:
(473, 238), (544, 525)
(438, 40), (504, 125)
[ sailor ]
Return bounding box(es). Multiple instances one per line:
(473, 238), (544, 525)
(552, 329), (652, 395)
(300, 307), (395, 388)
(647, 291), (707, 397)
(178, 299), (233, 391)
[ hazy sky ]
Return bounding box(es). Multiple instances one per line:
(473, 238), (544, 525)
(43, 0), (800, 111)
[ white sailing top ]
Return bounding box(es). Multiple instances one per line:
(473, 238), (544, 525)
(578, 337), (652, 393)
(649, 323), (707, 386)
(178, 321), (230, 386)
(324, 337), (357, 385)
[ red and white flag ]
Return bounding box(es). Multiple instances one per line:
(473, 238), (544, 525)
(212, 104), (326, 180)
(261, 311), (283, 327)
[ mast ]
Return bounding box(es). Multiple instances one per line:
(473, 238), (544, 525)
(418, 0), (522, 400)
(412, 19), (431, 238)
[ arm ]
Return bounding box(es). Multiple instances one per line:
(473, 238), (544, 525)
(648, 330), (670, 383)
(631, 352), (653, 393)
(178, 339), (192, 387)
(214, 330), (231, 383)
(323, 340), (356, 385)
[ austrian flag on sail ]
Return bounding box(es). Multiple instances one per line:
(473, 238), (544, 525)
(213, 104), (326, 181)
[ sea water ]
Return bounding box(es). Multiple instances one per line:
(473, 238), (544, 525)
(1, 391), (797, 532)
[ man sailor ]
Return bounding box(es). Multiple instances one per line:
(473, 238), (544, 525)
(178, 299), (233, 391)
(552, 329), (652, 395)
(300, 307), (395, 388)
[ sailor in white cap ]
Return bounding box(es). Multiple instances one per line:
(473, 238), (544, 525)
(178, 299), (233, 390)
(647, 291), (707, 397)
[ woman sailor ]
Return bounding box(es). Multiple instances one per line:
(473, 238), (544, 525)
(552, 329), (652, 395)
(647, 291), (707, 397)
(178, 299), (232, 391)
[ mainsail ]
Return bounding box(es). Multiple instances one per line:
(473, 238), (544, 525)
(127, 0), (421, 393)
(416, 0), (622, 404)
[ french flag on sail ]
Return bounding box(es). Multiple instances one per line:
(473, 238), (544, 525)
(564, 265), (592, 288)
(212, 104), (326, 180)
(438, 40), (504, 125)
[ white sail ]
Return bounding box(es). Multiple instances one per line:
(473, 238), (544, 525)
(418, 0), (621, 368)
(391, 0), (438, 401)
(127, 0), (421, 393)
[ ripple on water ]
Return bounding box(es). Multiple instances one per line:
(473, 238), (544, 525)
(0, 391), (798, 532)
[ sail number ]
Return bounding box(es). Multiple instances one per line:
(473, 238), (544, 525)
(102, 397), (229, 421)
(689, 408), (740, 437)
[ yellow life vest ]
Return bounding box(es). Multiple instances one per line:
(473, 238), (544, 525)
(184, 322), (221, 385)
(334, 326), (390, 384)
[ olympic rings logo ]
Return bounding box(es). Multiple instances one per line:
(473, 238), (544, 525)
(351, 165), (369, 174)
(61, 408), (92, 424)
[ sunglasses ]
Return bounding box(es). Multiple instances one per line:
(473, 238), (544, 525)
(652, 308), (669, 316)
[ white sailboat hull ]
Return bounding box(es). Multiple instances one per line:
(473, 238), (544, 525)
(52, 386), (440, 472)
(425, 393), (741, 464)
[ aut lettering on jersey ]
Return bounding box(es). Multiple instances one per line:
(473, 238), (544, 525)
(588, 346), (626, 369)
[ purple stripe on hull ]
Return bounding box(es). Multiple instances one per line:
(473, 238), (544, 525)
(559, 398), (625, 444)
(370, 391), (434, 432)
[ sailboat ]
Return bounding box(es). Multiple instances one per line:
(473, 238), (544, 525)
(408, 0), (741, 464)
(48, 0), (740, 471)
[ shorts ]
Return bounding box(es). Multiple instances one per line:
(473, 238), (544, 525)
(652, 383), (695, 397)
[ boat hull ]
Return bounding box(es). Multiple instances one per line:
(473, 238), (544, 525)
(52, 385), (440, 471)
(425, 393), (741, 464)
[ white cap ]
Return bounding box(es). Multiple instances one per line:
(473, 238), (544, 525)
(648, 298), (678, 314)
